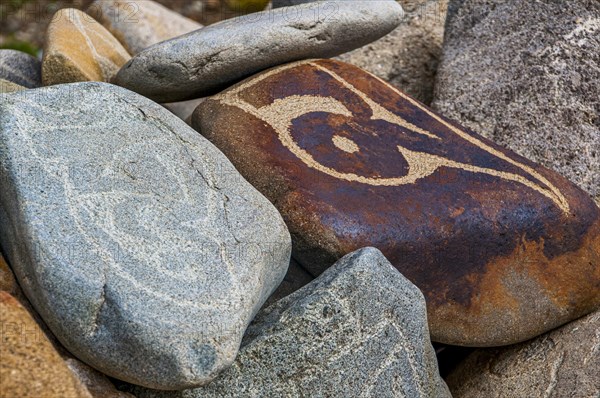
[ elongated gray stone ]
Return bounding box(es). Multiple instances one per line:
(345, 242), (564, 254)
(114, 0), (404, 102)
(0, 82), (291, 390)
(0, 49), (41, 88)
(129, 248), (451, 398)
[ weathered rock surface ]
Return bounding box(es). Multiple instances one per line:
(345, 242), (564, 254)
(114, 0), (404, 102)
(433, 0), (600, 203)
(0, 82), (291, 389)
(88, 0), (203, 55)
(0, 291), (92, 398)
(0, 79), (26, 93)
(129, 248), (451, 398)
(66, 358), (135, 398)
(0, 49), (41, 88)
(447, 309), (600, 397)
(337, 0), (448, 104)
(42, 8), (131, 85)
(192, 58), (600, 347)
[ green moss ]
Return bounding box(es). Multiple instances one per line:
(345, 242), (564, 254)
(0, 39), (39, 57)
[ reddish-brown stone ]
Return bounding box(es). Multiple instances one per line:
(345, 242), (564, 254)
(192, 59), (600, 347)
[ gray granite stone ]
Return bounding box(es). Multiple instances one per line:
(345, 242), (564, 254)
(114, 0), (404, 102)
(433, 0), (600, 202)
(0, 82), (291, 390)
(0, 49), (42, 88)
(129, 248), (450, 398)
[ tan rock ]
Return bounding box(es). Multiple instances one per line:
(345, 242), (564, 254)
(42, 8), (131, 86)
(88, 0), (203, 55)
(0, 79), (26, 93)
(0, 291), (92, 398)
(337, 0), (448, 105)
(447, 309), (600, 397)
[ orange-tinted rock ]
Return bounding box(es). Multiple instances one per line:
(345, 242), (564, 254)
(192, 59), (600, 347)
(42, 8), (130, 85)
(0, 291), (91, 398)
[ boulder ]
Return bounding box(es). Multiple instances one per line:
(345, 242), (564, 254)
(0, 49), (42, 88)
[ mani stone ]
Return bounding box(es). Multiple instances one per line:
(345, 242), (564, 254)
(0, 291), (92, 398)
(0, 49), (42, 88)
(0, 82), (291, 389)
(113, 0), (404, 102)
(446, 308), (600, 397)
(128, 248), (451, 398)
(42, 8), (131, 85)
(88, 0), (203, 55)
(192, 58), (600, 347)
(433, 0), (600, 203)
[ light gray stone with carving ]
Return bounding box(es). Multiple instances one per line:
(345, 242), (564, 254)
(129, 248), (451, 398)
(114, 0), (404, 102)
(0, 82), (291, 390)
(446, 308), (600, 397)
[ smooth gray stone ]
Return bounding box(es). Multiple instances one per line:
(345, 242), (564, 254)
(0, 82), (291, 390)
(0, 49), (42, 88)
(114, 0), (404, 102)
(130, 248), (451, 398)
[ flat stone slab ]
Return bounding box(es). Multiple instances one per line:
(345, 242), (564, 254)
(88, 0), (203, 55)
(129, 248), (451, 398)
(114, 0), (404, 102)
(192, 58), (600, 347)
(0, 82), (291, 389)
(0, 49), (41, 88)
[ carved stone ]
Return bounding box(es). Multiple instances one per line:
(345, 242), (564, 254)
(192, 59), (600, 347)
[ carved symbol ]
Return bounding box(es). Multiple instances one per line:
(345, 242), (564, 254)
(215, 60), (570, 214)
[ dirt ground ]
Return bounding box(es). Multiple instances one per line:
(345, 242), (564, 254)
(0, 0), (239, 55)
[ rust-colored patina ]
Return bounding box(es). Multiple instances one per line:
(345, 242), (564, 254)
(192, 59), (600, 347)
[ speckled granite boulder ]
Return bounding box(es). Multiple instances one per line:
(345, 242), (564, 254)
(42, 8), (130, 85)
(0, 82), (291, 389)
(0, 292), (92, 398)
(88, 0), (203, 55)
(447, 308), (600, 397)
(0, 49), (41, 88)
(114, 0), (404, 102)
(433, 0), (600, 202)
(192, 58), (600, 347)
(129, 248), (451, 398)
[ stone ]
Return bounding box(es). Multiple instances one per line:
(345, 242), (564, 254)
(433, 0), (600, 203)
(0, 82), (291, 389)
(66, 358), (136, 398)
(163, 98), (205, 124)
(192, 58), (600, 347)
(128, 248), (451, 398)
(114, 0), (404, 102)
(336, 0), (448, 104)
(446, 309), (600, 397)
(263, 257), (313, 307)
(0, 49), (42, 88)
(0, 79), (26, 94)
(42, 8), (131, 85)
(88, 0), (203, 55)
(0, 291), (92, 398)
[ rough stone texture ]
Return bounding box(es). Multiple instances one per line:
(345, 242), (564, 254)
(0, 291), (92, 398)
(263, 257), (314, 308)
(192, 58), (600, 347)
(163, 98), (205, 124)
(0, 82), (291, 389)
(433, 0), (600, 203)
(0, 79), (26, 94)
(337, 0), (448, 105)
(447, 309), (600, 397)
(42, 8), (131, 85)
(88, 0), (203, 55)
(129, 248), (451, 398)
(66, 358), (135, 398)
(0, 50), (41, 88)
(114, 0), (404, 102)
